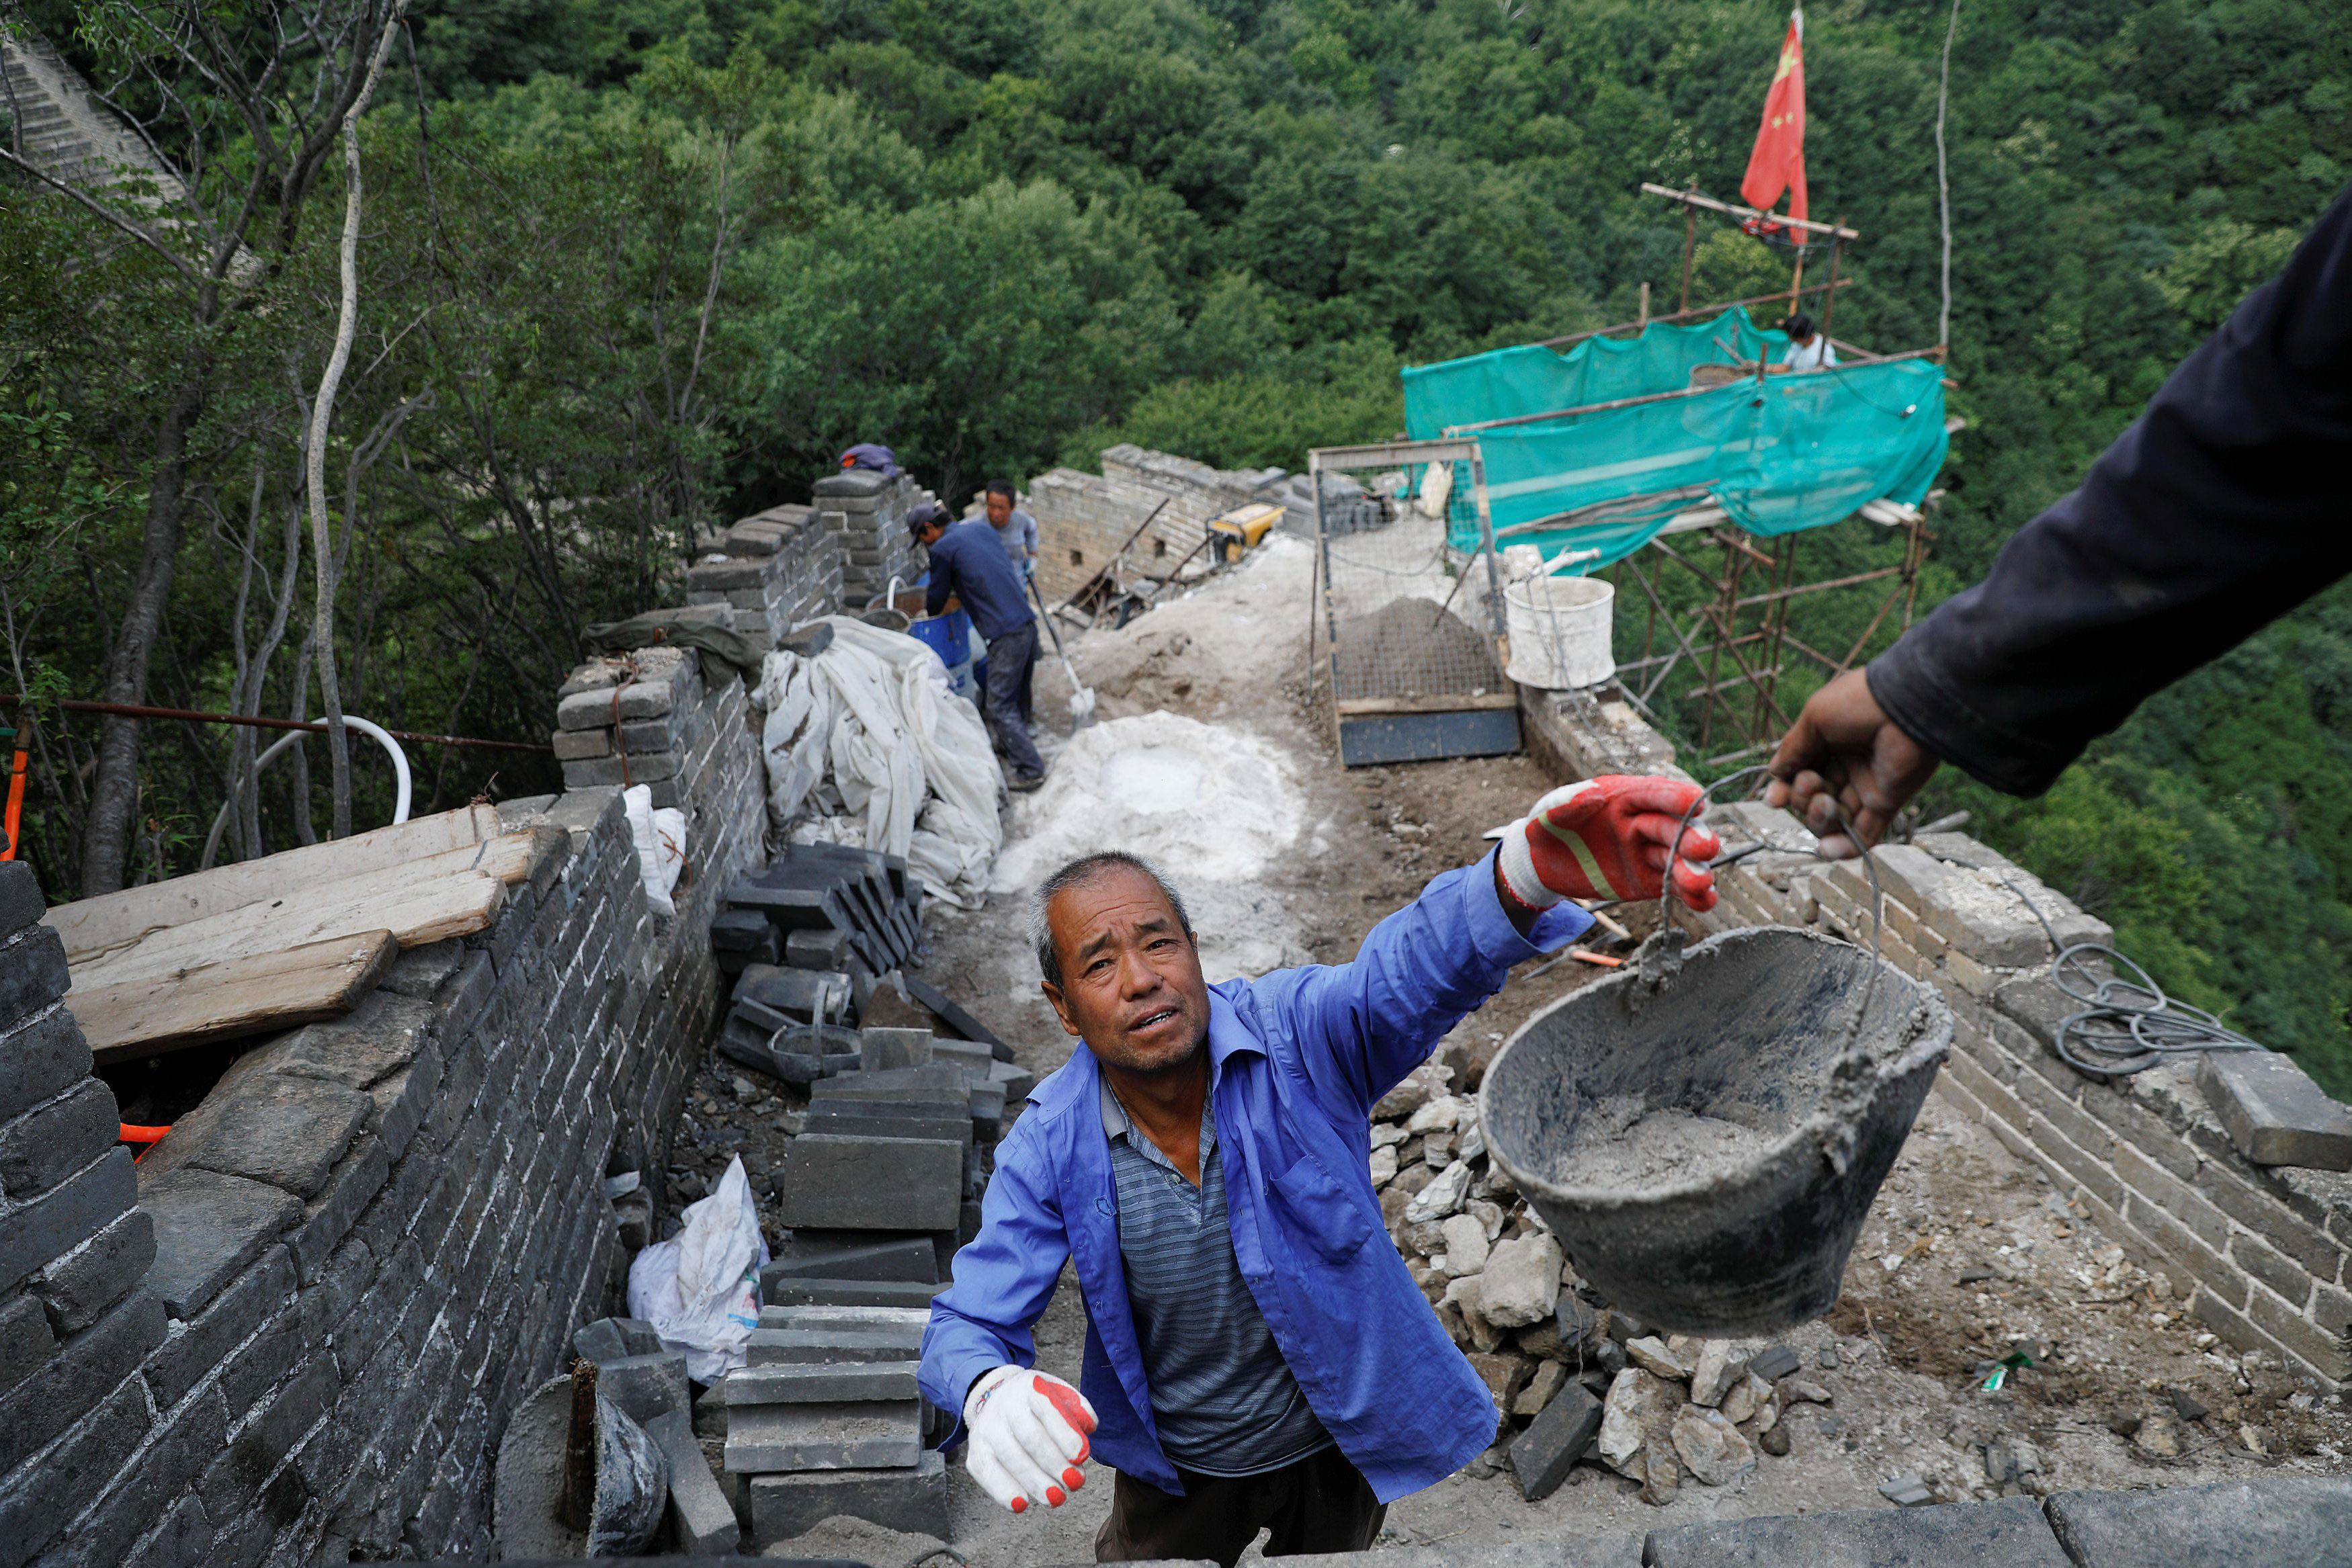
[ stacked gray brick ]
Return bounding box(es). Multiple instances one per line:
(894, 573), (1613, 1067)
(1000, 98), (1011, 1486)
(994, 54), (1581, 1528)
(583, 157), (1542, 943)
(721, 1029), (1036, 1547)
(550, 644), (724, 810)
(815, 468), (929, 613)
(0, 653), (765, 1566)
(728, 1031), (958, 1549)
(686, 503), (843, 644)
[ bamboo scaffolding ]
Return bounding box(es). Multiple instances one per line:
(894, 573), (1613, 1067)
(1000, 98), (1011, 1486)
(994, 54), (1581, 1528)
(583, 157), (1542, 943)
(1538, 278), (1853, 350)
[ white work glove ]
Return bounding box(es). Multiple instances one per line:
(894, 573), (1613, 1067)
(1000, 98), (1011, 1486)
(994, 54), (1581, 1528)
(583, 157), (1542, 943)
(964, 1364), (1098, 1514)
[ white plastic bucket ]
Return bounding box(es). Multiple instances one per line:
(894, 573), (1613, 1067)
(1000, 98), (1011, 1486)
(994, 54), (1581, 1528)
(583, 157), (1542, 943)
(1505, 574), (1615, 689)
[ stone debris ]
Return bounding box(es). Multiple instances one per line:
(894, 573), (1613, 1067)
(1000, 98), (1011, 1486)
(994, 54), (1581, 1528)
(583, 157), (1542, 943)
(1626, 1336), (1693, 1381)
(1687, 1339), (1750, 1407)
(1363, 1061), (1837, 1504)
(1669, 1404), (1757, 1486)
(1478, 1233), (1564, 1327)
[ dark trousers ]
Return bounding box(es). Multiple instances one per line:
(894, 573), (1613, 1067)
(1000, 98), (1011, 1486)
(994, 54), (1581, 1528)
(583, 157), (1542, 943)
(1095, 1447), (1386, 1567)
(982, 619), (1044, 778)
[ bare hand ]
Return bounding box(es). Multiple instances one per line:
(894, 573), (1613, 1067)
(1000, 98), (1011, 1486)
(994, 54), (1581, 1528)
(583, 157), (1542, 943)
(1763, 670), (1940, 857)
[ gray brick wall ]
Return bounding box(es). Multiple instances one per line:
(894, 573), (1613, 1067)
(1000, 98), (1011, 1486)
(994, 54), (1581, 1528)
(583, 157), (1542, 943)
(0, 655), (765, 1567)
(1025, 444), (1277, 606)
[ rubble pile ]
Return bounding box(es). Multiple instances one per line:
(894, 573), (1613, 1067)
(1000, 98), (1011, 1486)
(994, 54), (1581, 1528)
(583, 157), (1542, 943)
(1370, 1059), (1837, 1505)
(687, 504), (841, 644)
(567, 1317), (743, 1553)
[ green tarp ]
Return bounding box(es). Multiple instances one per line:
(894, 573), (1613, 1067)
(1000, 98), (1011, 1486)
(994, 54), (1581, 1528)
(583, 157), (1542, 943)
(1400, 307), (1947, 569)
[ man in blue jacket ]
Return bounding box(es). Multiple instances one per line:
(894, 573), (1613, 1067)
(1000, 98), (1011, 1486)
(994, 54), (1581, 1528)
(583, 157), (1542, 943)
(913, 501), (1046, 791)
(920, 777), (1722, 1564)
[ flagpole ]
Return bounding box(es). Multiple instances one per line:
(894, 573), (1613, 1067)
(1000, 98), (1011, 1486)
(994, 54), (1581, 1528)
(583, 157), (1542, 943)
(1785, 7), (1806, 316)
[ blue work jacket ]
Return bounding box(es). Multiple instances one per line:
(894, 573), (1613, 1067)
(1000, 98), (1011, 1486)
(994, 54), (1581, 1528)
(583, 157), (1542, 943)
(918, 852), (1590, 1501)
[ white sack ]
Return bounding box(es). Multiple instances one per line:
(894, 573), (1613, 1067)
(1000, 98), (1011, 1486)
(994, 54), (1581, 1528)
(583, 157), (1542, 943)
(625, 1155), (767, 1383)
(754, 616), (1004, 905)
(622, 784), (687, 919)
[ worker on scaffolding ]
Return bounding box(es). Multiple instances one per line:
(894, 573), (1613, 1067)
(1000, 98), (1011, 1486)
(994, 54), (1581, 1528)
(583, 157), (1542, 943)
(920, 781), (1720, 1565)
(1767, 184), (2352, 852)
(911, 500), (1047, 793)
(1778, 313), (1837, 372)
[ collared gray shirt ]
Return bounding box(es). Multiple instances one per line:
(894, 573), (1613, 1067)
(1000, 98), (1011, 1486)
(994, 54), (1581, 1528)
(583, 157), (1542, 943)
(1100, 1077), (1332, 1477)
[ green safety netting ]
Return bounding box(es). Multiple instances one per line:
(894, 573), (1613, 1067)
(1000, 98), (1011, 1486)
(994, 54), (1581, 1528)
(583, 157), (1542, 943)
(1400, 306), (1947, 570)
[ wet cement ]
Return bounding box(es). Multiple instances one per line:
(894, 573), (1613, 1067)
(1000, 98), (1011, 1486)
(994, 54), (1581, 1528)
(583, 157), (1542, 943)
(1554, 1095), (1776, 1188)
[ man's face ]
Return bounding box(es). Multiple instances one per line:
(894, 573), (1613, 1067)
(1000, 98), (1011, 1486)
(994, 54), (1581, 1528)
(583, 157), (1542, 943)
(1040, 866), (1212, 1074)
(984, 492), (1012, 527)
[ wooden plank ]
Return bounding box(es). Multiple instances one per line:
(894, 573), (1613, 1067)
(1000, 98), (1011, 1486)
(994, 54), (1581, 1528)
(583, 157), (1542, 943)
(1637, 183), (1860, 240)
(70, 868), (507, 992)
(61, 828), (546, 970)
(1335, 692), (1521, 715)
(74, 930), (400, 1066)
(46, 804), (501, 960)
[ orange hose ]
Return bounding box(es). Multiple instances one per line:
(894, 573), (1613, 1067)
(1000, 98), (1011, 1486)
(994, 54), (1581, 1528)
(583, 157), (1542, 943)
(118, 1123), (171, 1154)
(1, 748), (24, 861)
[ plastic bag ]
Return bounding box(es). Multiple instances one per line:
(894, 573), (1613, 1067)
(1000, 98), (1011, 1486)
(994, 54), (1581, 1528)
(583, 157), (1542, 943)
(625, 1156), (767, 1383)
(587, 1391), (668, 1556)
(622, 784), (687, 919)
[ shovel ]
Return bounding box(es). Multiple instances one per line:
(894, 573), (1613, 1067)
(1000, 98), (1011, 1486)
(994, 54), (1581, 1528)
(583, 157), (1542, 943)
(1028, 574), (1096, 729)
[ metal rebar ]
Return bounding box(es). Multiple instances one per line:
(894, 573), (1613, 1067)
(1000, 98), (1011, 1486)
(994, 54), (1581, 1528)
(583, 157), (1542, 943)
(0, 695), (552, 753)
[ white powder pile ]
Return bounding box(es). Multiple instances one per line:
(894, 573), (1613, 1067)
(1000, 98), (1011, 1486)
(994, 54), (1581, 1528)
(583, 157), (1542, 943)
(991, 711), (1308, 978)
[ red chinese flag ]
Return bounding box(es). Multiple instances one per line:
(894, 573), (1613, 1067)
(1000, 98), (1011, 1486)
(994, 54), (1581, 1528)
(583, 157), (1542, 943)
(1739, 10), (1808, 232)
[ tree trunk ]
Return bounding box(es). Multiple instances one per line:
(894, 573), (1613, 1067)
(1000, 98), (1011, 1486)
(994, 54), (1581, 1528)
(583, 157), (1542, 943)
(304, 2), (409, 840)
(79, 370), (206, 897)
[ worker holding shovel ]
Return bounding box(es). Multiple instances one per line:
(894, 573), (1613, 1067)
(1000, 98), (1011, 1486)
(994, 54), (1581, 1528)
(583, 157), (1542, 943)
(921, 779), (1718, 1565)
(911, 501), (1049, 793)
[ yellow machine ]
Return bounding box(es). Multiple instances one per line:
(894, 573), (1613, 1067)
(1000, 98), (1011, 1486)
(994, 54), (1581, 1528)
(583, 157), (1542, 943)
(1207, 502), (1284, 563)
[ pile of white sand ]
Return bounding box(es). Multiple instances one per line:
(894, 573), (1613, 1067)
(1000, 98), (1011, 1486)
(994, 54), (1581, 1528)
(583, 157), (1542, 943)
(991, 710), (1309, 979)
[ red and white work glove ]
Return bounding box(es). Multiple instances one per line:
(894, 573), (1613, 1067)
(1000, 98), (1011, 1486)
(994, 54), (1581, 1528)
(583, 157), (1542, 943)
(1498, 775), (1722, 913)
(964, 1364), (1099, 1514)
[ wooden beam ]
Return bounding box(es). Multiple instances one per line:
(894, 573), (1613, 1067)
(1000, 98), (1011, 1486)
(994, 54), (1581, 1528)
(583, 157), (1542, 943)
(1639, 183), (1860, 240)
(1334, 693), (1520, 716)
(1536, 279), (1853, 350)
(67, 842), (529, 990)
(46, 803), (501, 961)
(1451, 345), (1947, 433)
(75, 931), (399, 1066)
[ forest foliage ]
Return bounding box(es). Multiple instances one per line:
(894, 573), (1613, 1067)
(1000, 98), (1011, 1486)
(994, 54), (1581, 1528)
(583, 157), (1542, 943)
(3, 0), (2348, 1085)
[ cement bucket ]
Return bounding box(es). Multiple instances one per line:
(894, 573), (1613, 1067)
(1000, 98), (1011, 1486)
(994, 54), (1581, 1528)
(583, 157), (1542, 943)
(1503, 574), (1613, 689)
(1480, 925), (1951, 1334)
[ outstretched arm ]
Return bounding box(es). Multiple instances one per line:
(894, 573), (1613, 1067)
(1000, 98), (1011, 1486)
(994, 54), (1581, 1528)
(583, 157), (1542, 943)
(1263, 776), (1720, 1119)
(1771, 184), (2352, 843)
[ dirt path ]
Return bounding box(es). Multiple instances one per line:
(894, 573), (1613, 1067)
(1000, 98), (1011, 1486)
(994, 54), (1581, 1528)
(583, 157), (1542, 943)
(716, 537), (2351, 1561)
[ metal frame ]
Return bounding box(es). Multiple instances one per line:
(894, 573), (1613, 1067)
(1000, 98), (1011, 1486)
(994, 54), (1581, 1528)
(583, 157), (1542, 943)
(1308, 437), (1520, 767)
(1608, 510), (1933, 768)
